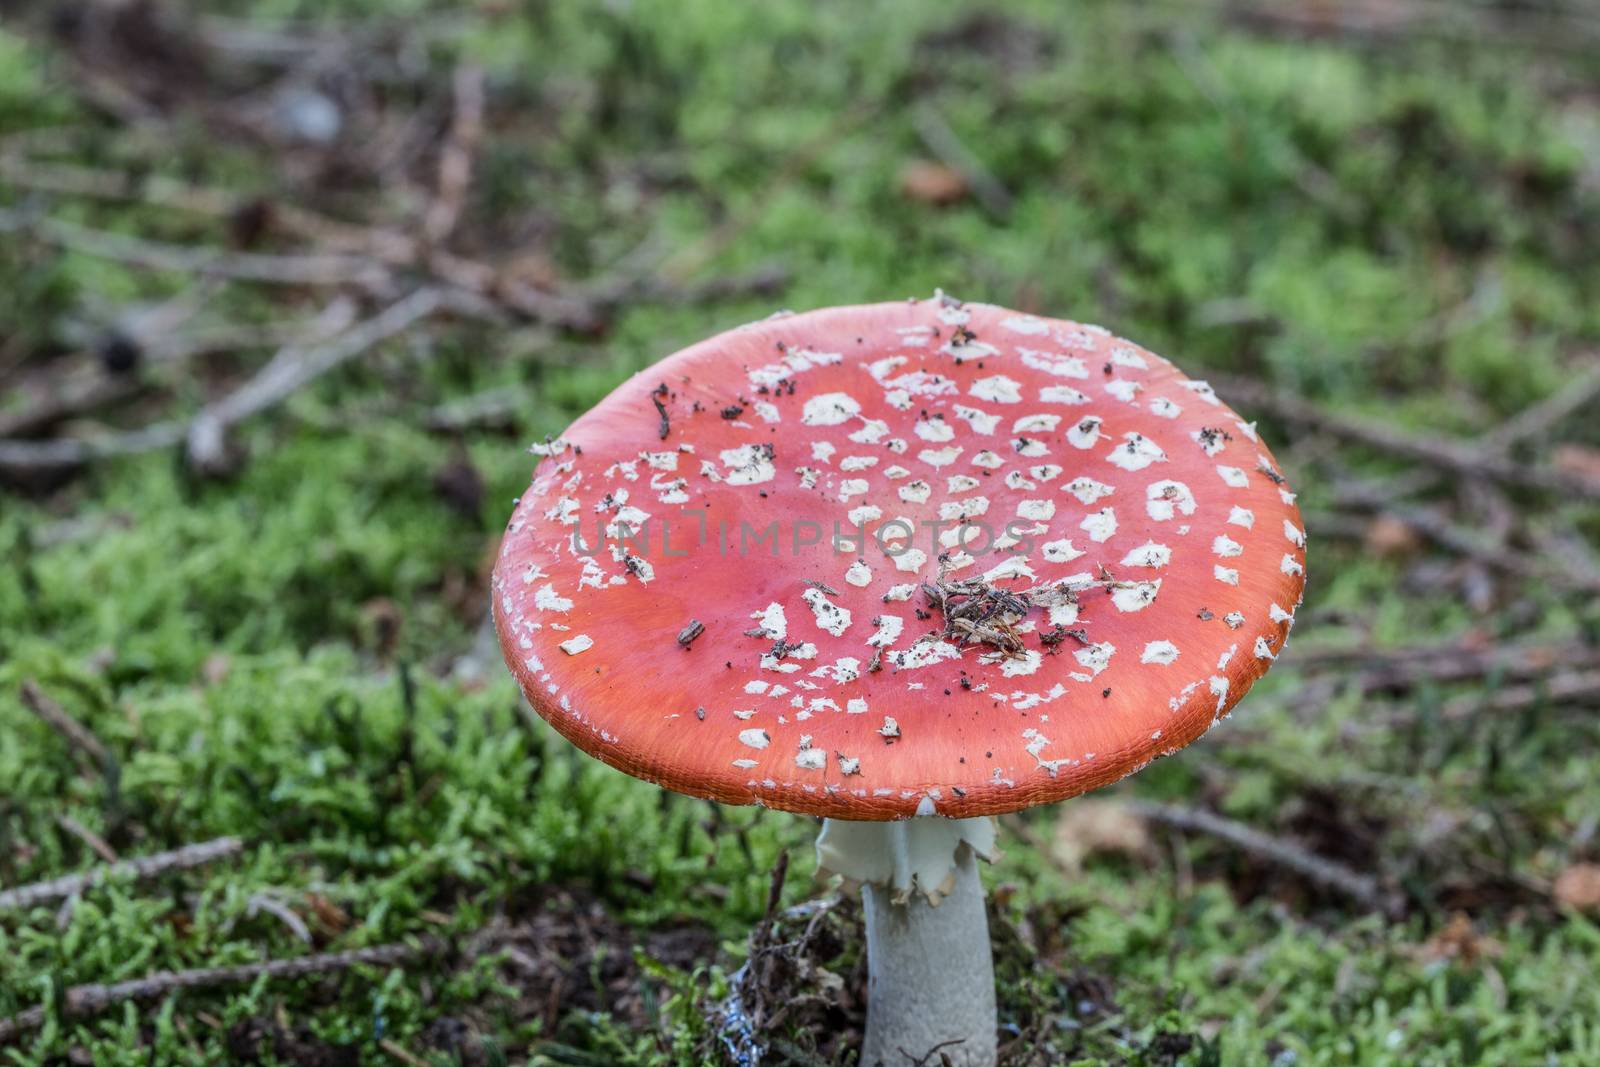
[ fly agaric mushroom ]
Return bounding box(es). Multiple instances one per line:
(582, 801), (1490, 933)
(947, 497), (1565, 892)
(492, 296), (1307, 1066)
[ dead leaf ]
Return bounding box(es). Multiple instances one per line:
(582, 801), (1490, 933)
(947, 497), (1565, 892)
(306, 892), (351, 934)
(1364, 514), (1422, 558)
(1051, 798), (1150, 874)
(899, 160), (968, 206)
(1552, 445), (1600, 484)
(1415, 911), (1502, 967)
(1554, 863), (1600, 911)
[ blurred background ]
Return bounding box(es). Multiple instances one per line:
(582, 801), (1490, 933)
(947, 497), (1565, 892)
(1, 1), (1599, 1064)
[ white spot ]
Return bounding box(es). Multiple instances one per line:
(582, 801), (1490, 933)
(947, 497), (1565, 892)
(952, 405), (1000, 434)
(850, 419), (890, 444)
(947, 474), (981, 493)
(892, 548), (929, 574)
(719, 444), (776, 485)
(739, 728), (771, 749)
(1216, 465), (1250, 489)
(898, 480), (932, 504)
(998, 650), (1043, 677)
(918, 446), (963, 469)
(1223, 611), (1245, 629)
(839, 455), (879, 472)
(1214, 565), (1240, 585)
(884, 584), (917, 602)
(971, 450), (1004, 469)
(847, 504), (883, 525)
(1212, 535), (1243, 558)
(801, 392), (861, 426)
(1141, 641), (1179, 665)
(1002, 315), (1050, 335)
(1111, 579), (1162, 613)
(1019, 348), (1089, 379)
(1146, 480), (1197, 521)
(1041, 539), (1084, 563)
(1080, 508), (1118, 543)
(867, 615), (904, 648)
(1149, 397), (1182, 419)
(1073, 642), (1116, 678)
(1254, 636), (1277, 660)
(839, 478), (870, 501)
(845, 561), (873, 587)
(751, 602), (788, 640)
(1064, 476), (1115, 505)
(914, 417), (955, 442)
(1067, 417), (1103, 449)
(1106, 432), (1166, 472)
(535, 584), (573, 612)
(888, 640), (961, 669)
(1012, 414), (1061, 433)
(838, 754), (861, 775)
(794, 747), (827, 770)
(1284, 520), (1306, 547)
(803, 588), (853, 637)
(971, 375), (1023, 403)
(1269, 603), (1293, 623)
(1281, 554), (1305, 576)
(1017, 499), (1056, 521)
(938, 496), (990, 521)
(1120, 542), (1171, 568)
(1228, 506), (1255, 529)
(1104, 379), (1143, 403)
(1040, 385), (1091, 405)
(559, 635), (593, 655)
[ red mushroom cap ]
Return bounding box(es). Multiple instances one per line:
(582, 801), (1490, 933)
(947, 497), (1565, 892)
(493, 297), (1307, 820)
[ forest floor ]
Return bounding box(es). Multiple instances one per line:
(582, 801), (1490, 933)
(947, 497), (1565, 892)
(2, 1), (1600, 1064)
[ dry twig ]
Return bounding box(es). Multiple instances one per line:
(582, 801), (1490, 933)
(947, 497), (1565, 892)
(18, 681), (110, 768)
(0, 837), (243, 913)
(1214, 375), (1600, 500)
(0, 289), (450, 472)
(1130, 800), (1403, 916)
(0, 937), (444, 1043)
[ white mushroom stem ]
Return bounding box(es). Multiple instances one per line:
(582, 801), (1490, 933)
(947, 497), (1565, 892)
(816, 815), (999, 1067)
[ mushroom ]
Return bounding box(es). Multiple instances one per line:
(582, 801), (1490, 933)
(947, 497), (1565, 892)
(492, 296), (1308, 1066)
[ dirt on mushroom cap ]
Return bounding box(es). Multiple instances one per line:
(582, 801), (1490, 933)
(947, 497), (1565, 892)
(492, 296), (1308, 820)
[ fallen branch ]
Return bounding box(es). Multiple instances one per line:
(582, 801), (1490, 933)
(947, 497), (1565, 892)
(1483, 356), (1600, 453)
(184, 287), (446, 471)
(0, 209), (388, 289)
(1130, 801), (1403, 916)
(1214, 375), (1600, 501)
(0, 289), (448, 472)
(0, 837), (243, 913)
(0, 936), (443, 1043)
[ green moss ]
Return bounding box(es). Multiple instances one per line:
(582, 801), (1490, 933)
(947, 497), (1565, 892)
(2, 1), (1599, 1063)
